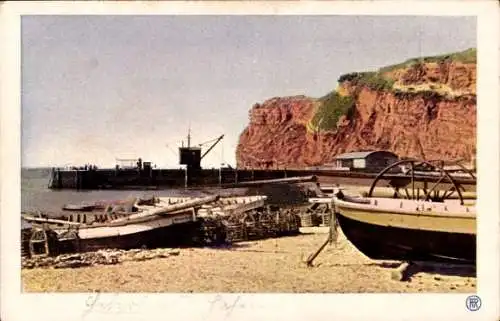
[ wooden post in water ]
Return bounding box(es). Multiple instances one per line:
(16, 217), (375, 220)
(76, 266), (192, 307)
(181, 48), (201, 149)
(48, 168), (54, 188)
(59, 169), (63, 189)
(74, 171), (79, 190)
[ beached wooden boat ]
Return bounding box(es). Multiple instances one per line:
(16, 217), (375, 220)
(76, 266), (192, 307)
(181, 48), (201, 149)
(24, 195), (218, 253)
(36, 195), (267, 225)
(319, 194), (476, 264)
(22, 195), (269, 254)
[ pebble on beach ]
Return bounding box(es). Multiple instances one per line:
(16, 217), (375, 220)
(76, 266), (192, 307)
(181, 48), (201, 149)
(22, 247), (179, 269)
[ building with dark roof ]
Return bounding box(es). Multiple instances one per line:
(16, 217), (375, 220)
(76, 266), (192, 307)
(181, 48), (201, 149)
(331, 150), (399, 171)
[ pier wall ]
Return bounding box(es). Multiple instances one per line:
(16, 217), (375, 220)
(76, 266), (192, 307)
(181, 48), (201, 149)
(50, 168), (303, 189)
(50, 169), (187, 189)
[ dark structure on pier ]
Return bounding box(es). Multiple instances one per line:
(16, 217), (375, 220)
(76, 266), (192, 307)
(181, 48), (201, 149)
(179, 132), (224, 186)
(49, 132), (226, 190)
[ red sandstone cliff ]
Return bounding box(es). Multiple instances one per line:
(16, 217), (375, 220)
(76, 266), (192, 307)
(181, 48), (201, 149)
(236, 50), (476, 169)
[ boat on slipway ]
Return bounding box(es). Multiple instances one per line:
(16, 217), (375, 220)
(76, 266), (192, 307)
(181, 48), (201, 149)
(332, 194), (476, 264)
(309, 159), (477, 264)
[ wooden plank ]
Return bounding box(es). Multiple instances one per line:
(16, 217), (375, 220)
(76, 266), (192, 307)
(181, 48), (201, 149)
(22, 216), (82, 226)
(109, 194), (220, 223)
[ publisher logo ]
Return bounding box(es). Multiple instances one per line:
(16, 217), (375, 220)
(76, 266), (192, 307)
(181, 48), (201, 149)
(466, 295), (481, 311)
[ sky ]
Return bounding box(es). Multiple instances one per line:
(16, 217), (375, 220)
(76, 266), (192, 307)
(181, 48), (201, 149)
(21, 15), (476, 169)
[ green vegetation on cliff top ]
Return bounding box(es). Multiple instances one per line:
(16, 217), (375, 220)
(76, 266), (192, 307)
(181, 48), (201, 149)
(337, 48), (476, 91)
(306, 48), (476, 133)
(379, 47), (476, 73)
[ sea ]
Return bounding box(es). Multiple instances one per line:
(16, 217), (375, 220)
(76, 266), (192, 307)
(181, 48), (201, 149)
(21, 168), (244, 212)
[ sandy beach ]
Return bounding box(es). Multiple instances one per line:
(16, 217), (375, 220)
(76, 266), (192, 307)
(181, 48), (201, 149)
(21, 227), (476, 293)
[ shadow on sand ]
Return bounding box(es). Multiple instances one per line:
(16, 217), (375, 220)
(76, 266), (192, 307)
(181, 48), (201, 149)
(403, 262), (476, 279)
(202, 231), (307, 253)
(315, 261), (476, 280)
(374, 261), (476, 280)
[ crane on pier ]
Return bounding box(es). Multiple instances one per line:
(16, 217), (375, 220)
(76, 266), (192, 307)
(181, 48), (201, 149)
(198, 134), (225, 161)
(178, 131), (225, 170)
